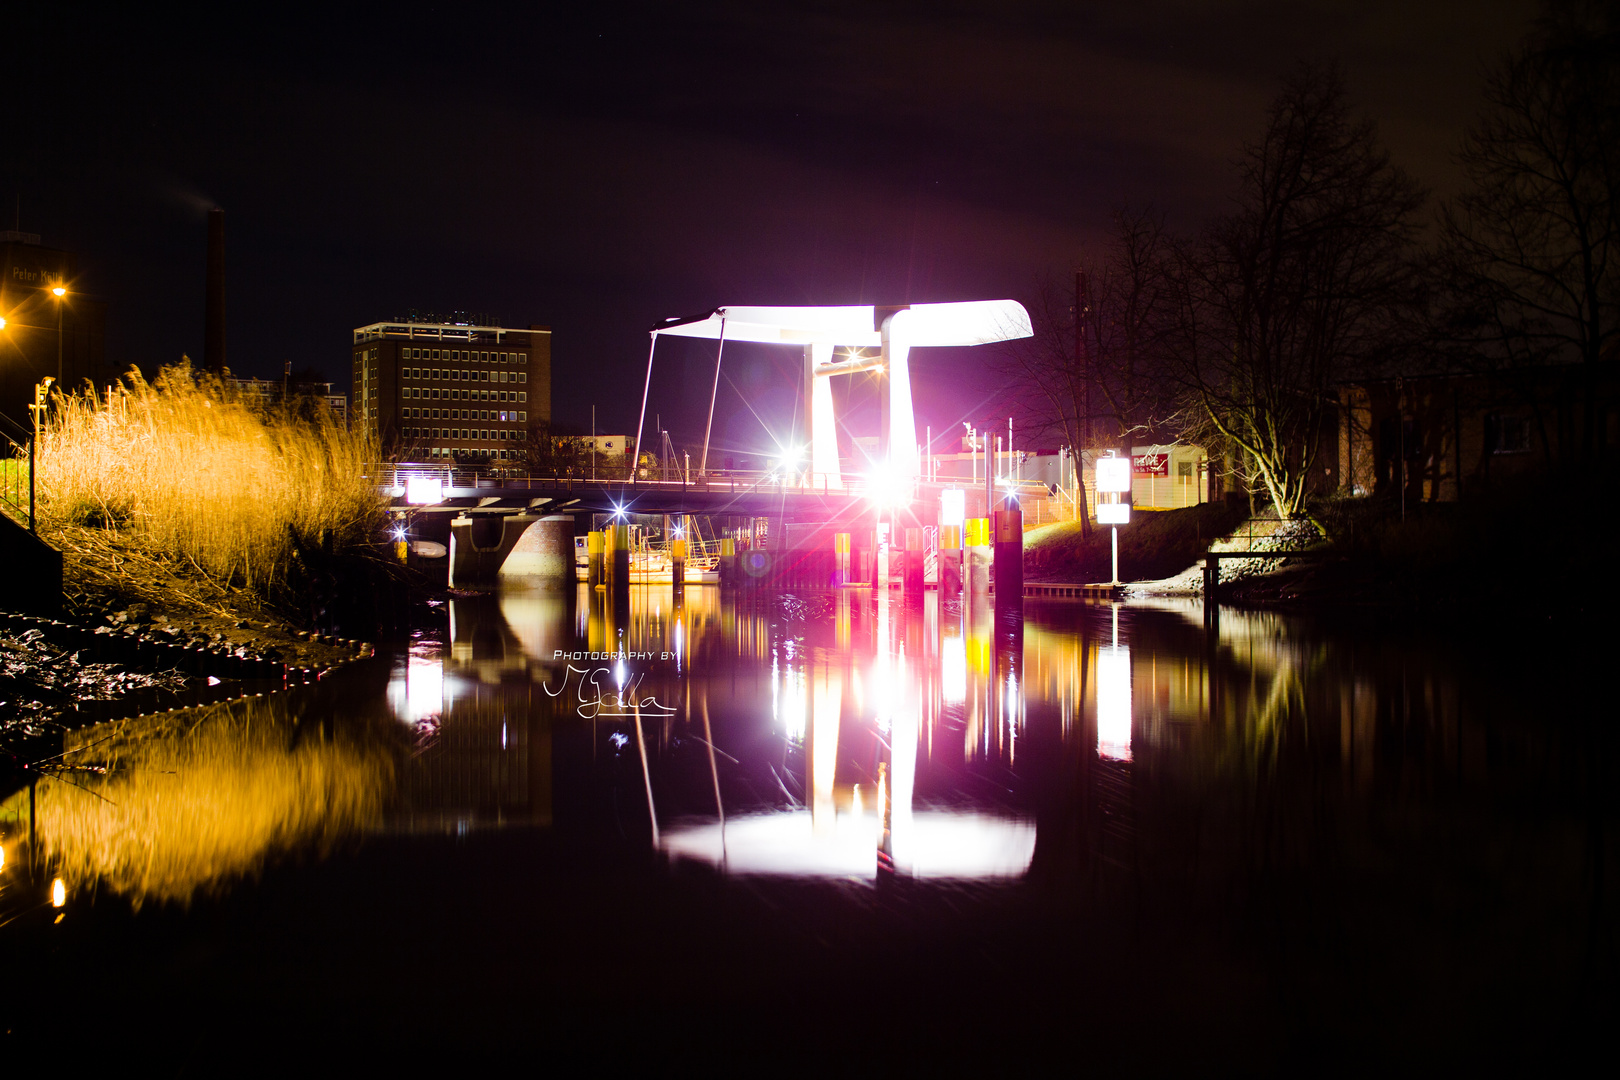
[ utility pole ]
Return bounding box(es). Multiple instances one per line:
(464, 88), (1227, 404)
(1076, 270), (1089, 450)
(1075, 269), (1094, 537)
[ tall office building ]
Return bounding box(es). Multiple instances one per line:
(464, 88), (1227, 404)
(351, 316), (552, 463)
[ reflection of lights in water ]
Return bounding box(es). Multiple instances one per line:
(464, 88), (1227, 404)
(501, 722), (507, 750)
(674, 618), (684, 673)
(396, 654), (445, 725)
(51, 877), (66, 907)
(942, 634), (967, 704)
(0, 843), (5, 871)
(811, 669), (841, 833)
(1097, 645), (1132, 761)
(614, 658), (627, 689)
(772, 654), (807, 743)
(662, 811), (1034, 880)
(1003, 670), (1021, 764)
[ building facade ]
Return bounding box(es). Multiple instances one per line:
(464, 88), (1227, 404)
(0, 231), (109, 424)
(351, 318), (551, 463)
(233, 376), (348, 424)
(1339, 364), (1619, 503)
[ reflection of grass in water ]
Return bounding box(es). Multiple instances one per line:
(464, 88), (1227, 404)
(37, 695), (393, 909)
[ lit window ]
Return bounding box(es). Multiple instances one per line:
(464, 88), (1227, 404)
(519, 392), (526, 403)
(518, 372), (526, 383)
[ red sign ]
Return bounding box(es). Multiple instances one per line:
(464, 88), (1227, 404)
(1132, 452), (1169, 477)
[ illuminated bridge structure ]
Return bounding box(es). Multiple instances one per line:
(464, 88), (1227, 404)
(643, 300), (1034, 498)
(374, 466), (983, 520)
(377, 300), (1035, 584)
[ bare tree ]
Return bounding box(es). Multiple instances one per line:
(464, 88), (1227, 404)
(997, 205), (1180, 534)
(1169, 63), (1425, 524)
(1439, 4), (1619, 458)
(998, 275), (1095, 533)
(1087, 205), (1180, 441)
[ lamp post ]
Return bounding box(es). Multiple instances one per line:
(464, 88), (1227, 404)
(28, 378), (54, 536)
(50, 284), (66, 385)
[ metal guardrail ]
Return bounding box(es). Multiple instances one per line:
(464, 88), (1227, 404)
(0, 410), (34, 532)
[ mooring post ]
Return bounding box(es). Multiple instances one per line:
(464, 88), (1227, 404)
(939, 523), (963, 593)
(904, 527), (924, 591)
(968, 517), (991, 594)
(671, 536), (686, 593)
(993, 501), (1023, 600)
(587, 530), (604, 588)
(719, 537), (736, 587)
(611, 523), (631, 596)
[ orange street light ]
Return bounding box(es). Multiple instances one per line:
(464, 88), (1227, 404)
(48, 282), (67, 383)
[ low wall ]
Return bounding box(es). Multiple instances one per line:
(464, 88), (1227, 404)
(0, 512), (61, 616)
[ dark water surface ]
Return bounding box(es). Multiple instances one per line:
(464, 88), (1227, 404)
(2, 586), (1613, 1069)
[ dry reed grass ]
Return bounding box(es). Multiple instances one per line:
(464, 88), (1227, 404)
(33, 695), (394, 908)
(37, 362), (385, 600)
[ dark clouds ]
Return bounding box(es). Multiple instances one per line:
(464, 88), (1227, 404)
(8, 1), (1536, 450)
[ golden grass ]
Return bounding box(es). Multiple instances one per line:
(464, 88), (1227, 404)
(29, 694), (394, 909)
(36, 362), (385, 598)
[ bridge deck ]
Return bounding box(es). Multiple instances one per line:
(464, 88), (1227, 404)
(368, 465), (1019, 519)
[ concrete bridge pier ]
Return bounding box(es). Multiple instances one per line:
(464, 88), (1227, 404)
(449, 514), (535, 588)
(500, 515), (575, 587)
(449, 514), (575, 589)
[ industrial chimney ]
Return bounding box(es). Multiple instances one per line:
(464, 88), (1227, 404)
(204, 208), (226, 373)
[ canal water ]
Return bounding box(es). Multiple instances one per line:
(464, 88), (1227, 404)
(2, 587), (1612, 1069)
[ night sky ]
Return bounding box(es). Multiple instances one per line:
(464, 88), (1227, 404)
(10, 1), (1536, 456)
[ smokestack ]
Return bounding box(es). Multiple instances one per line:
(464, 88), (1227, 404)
(204, 208), (226, 373)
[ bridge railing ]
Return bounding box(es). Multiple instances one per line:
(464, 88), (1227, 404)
(363, 462), (877, 499)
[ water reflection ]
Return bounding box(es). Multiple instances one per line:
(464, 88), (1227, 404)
(29, 691), (393, 908)
(12, 579), (1600, 930)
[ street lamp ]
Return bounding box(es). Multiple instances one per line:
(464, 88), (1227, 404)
(49, 283), (67, 385)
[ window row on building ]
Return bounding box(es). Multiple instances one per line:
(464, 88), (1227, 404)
(400, 348), (529, 364)
(402, 367), (529, 384)
(402, 388), (528, 404)
(405, 427), (527, 443)
(403, 408), (528, 422)
(418, 446), (523, 460)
